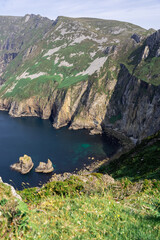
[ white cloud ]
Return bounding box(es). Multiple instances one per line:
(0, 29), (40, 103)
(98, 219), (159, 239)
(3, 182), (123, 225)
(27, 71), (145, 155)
(0, 0), (159, 29)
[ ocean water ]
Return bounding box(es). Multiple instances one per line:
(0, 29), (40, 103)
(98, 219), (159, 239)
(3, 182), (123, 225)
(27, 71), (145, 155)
(0, 111), (119, 189)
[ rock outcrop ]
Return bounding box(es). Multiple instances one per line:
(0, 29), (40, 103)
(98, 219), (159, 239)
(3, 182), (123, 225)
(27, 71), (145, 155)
(0, 16), (159, 144)
(146, 29), (160, 51)
(0, 62), (160, 142)
(156, 47), (160, 57)
(35, 159), (54, 173)
(50, 172), (114, 185)
(131, 33), (141, 43)
(0, 177), (22, 200)
(103, 64), (160, 141)
(104, 45), (116, 55)
(142, 45), (150, 60)
(10, 155), (34, 174)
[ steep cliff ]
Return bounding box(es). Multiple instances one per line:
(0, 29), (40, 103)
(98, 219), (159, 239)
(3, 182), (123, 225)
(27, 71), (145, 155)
(0, 15), (159, 142)
(103, 64), (160, 141)
(0, 14), (53, 81)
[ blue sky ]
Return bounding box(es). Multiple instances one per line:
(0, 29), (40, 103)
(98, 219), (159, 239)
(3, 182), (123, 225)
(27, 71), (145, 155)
(0, 0), (159, 29)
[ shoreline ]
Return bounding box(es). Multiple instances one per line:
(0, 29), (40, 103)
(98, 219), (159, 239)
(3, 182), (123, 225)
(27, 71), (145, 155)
(49, 137), (135, 183)
(0, 109), (134, 186)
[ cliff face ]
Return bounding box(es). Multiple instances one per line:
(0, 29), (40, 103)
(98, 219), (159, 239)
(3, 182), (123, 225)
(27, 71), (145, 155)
(0, 64), (159, 142)
(0, 15), (53, 80)
(0, 77), (115, 132)
(103, 65), (160, 141)
(0, 15), (159, 142)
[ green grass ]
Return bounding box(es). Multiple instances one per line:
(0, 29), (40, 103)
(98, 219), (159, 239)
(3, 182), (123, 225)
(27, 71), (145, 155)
(58, 75), (88, 89)
(0, 14), (152, 102)
(1, 175), (160, 239)
(134, 57), (160, 85)
(99, 131), (160, 181)
(23, 186), (160, 240)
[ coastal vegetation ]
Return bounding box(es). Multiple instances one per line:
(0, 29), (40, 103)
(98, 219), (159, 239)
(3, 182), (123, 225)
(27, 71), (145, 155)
(1, 130), (160, 239)
(0, 14), (160, 239)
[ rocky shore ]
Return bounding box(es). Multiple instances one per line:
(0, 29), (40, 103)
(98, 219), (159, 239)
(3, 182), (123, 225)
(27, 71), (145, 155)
(48, 134), (135, 184)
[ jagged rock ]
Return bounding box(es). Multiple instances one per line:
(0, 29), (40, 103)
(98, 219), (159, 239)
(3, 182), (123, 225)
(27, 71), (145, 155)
(103, 64), (160, 141)
(142, 45), (150, 60)
(146, 29), (160, 51)
(89, 127), (102, 135)
(0, 16), (159, 143)
(4, 52), (18, 64)
(51, 172), (73, 181)
(131, 34), (141, 43)
(10, 154), (34, 174)
(35, 159), (54, 173)
(104, 45), (116, 54)
(156, 48), (160, 57)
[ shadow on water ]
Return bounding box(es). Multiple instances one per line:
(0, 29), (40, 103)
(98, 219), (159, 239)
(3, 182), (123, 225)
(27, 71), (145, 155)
(101, 132), (120, 158)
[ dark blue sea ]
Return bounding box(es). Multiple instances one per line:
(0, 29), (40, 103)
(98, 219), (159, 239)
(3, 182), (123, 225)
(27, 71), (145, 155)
(0, 111), (119, 189)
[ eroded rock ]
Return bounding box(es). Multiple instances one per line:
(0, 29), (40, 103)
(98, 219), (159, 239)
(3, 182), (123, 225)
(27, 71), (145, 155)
(156, 48), (160, 57)
(10, 154), (34, 174)
(35, 159), (54, 173)
(131, 33), (141, 43)
(142, 45), (150, 60)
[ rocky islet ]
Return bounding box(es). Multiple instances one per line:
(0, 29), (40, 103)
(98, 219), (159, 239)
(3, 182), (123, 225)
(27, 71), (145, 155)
(11, 155), (54, 174)
(35, 159), (54, 173)
(10, 154), (34, 174)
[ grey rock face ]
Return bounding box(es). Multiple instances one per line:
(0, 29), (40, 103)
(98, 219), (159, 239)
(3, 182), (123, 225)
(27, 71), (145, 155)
(156, 48), (160, 57)
(146, 29), (160, 51)
(103, 64), (160, 141)
(131, 33), (141, 43)
(0, 16), (159, 144)
(142, 45), (150, 60)
(104, 45), (116, 54)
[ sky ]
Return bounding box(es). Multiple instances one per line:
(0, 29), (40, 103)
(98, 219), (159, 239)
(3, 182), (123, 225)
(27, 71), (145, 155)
(0, 0), (159, 30)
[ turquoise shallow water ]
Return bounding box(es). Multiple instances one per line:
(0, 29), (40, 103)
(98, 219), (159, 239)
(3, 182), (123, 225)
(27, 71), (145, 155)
(0, 111), (119, 189)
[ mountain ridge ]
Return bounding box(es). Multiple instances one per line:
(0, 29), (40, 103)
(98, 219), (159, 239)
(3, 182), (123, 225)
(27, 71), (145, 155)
(0, 14), (159, 142)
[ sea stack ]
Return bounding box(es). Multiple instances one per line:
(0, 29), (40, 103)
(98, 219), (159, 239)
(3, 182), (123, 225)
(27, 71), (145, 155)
(35, 159), (54, 173)
(10, 155), (34, 174)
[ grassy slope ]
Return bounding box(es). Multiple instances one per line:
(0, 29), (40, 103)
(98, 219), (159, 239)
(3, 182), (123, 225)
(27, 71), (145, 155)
(134, 56), (160, 85)
(0, 15), (52, 51)
(0, 16), (148, 101)
(122, 35), (160, 86)
(99, 131), (160, 181)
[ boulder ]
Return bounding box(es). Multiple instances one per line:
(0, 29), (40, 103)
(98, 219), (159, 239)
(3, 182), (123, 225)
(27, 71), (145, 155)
(10, 154), (34, 174)
(35, 159), (54, 173)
